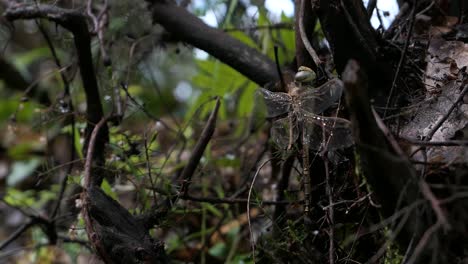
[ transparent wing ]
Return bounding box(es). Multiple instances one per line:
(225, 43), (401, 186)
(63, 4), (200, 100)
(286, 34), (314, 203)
(302, 113), (354, 151)
(271, 117), (299, 149)
(258, 88), (292, 118)
(299, 78), (344, 114)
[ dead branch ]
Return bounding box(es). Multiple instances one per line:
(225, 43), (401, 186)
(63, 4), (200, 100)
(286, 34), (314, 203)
(4, 3), (108, 168)
(343, 59), (422, 249)
(145, 0), (277, 87)
(179, 98), (220, 197)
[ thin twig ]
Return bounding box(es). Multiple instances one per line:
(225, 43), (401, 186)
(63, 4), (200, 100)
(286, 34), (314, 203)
(143, 131), (158, 206)
(83, 116), (111, 189)
(87, 0), (110, 65)
(405, 222), (442, 264)
(366, 0), (377, 19)
(247, 158), (273, 263)
(424, 84), (468, 141)
(372, 107), (405, 156)
(35, 19), (77, 220)
(274, 46), (286, 91)
(384, 0), (417, 118)
(223, 22), (293, 32)
(419, 180), (450, 230)
(299, 0), (321, 66)
(366, 209), (411, 263)
(0, 221), (34, 251)
(401, 137), (468, 146)
(324, 155), (334, 264)
(183, 195), (296, 205)
(178, 97), (220, 197)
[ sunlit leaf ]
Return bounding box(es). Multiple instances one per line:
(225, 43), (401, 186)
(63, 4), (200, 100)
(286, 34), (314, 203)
(101, 178), (118, 200)
(227, 31), (259, 49)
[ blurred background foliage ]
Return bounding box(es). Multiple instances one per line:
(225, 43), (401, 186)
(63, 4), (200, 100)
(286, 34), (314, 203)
(0, 0), (300, 263)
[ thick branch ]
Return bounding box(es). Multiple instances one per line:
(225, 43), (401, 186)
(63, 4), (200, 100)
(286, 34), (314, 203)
(295, 0), (319, 70)
(343, 60), (423, 250)
(315, 0), (393, 102)
(146, 0), (277, 87)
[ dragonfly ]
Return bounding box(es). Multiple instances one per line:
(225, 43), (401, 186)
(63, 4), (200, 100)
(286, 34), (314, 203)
(259, 66), (354, 214)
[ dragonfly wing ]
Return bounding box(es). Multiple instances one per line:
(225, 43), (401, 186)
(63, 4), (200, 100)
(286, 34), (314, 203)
(258, 88), (292, 118)
(299, 78), (344, 114)
(302, 114), (354, 151)
(271, 117), (299, 149)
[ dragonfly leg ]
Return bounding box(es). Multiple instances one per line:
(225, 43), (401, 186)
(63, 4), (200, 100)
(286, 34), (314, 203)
(302, 124), (311, 214)
(287, 113), (294, 150)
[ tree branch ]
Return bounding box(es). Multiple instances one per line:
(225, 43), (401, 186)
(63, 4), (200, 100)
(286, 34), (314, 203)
(4, 3), (108, 165)
(145, 0), (278, 87)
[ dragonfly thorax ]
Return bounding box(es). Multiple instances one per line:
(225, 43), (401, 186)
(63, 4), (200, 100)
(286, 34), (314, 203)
(288, 85), (302, 98)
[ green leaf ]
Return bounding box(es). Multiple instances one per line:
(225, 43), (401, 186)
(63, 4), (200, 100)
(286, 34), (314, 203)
(237, 82), (257, 117)
(13, 47), (52, 75)
(227, 31), (259, 49)
(208, 242), (227, 258)
(74, 125), (84, 159)
(101, 178), (118, 200)
(4, 188), (36, 207)
(203, 202), (222, 217)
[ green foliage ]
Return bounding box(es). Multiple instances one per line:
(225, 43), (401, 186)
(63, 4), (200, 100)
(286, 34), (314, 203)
(101, 178), (117, 200)
(208, 242), (228, 258)
(0, 1), (309, 263)
(4, 185), (57, 209)
(12, 46), (52, 77)
(259, 11), (295, 64)
(4, 188), (36, 207)
(0, 97), (41, 124)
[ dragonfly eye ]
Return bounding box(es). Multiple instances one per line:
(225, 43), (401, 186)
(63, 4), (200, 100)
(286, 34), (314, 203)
(295, 66), (316, 83)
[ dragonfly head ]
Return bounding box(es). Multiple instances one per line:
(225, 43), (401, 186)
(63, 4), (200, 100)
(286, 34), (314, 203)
(294, 66), (316, 85)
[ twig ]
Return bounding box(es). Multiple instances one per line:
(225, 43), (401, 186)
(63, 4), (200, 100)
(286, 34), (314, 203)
(320, 193), (371, 210)
(0, 221), (34, 251)
(87, 0), (110, 65)
(419, 180), (450, 230)
(372, 107), (405, 156)
(416, 1), (435, 16)
(35, 19), (77, 220)
(247, 158), (273, 263)
(120, 82), (178, 135)
(366, 0), (377, 19)
(424, 84), (468, 141)
(179, 98), (220, 197)
(143, 132), (158, 206)
(324, 155), (334, 264)
(223, 22), (293, 32)
(383, 0), (417, 118)
(405, 222), (442, 264)
(83, 116), (111, 189)
(299, 0), (321, 66)
(340, 0), (377, 64)
(183, 195), (296, 205)
(366, 209), (411, 264)
(401, 236), (415, 264)
(274, 46), (286, 92)
(273, 155), (294, 235)
(4, 3), (108, 165)
(401, 137), (468, 146)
